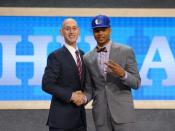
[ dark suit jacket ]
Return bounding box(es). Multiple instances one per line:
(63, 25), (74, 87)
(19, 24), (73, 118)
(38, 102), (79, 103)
(42, 46), (86, 129)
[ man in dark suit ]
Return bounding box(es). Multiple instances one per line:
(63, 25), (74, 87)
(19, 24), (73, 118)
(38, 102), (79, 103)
(42, 18), (86, 131)
(83, 15), (141, 131)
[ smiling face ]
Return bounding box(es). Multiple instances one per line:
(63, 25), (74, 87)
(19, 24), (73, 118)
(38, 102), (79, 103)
(93, 27), (111, 47)
(60, 18), (80, 48)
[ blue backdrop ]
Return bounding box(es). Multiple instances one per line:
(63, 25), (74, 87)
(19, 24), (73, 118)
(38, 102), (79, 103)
(0, 16), (175, 100)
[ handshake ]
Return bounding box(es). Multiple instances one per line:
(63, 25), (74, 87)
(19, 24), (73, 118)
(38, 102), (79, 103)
(71, 91), (87, 106)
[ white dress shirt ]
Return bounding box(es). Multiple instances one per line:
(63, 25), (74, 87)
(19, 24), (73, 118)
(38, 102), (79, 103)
(64, 43), (80, 64)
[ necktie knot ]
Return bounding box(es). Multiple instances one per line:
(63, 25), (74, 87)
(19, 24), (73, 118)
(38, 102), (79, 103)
(75, 50), (79, 55)
(96, 46), (107, 53)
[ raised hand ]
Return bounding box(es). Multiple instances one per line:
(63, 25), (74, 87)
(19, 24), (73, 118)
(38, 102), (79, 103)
(105, 60), (125, 78)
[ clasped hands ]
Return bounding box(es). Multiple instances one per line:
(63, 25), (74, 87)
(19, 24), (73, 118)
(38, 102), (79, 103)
(71, 91), (87, 106)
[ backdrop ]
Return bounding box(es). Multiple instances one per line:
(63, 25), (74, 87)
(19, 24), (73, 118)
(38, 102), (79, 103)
(0, 8), (175, 109)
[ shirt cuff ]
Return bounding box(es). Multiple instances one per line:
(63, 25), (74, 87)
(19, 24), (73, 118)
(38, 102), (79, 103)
(83, 95), (88, 104)
(121, 71), (127, 80)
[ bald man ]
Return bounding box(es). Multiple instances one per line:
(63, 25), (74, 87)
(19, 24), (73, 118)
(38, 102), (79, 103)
(42, 18), (87, 131)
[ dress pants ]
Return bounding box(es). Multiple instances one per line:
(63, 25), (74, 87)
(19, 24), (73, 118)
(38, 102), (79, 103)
(95, 106), (136, 131)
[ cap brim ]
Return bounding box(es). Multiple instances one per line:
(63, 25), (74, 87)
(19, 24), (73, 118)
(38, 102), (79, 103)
(92, 25), (110, 29)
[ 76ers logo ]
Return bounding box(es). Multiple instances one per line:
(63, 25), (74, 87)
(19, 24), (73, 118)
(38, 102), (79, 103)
(95, 18), (102, 25)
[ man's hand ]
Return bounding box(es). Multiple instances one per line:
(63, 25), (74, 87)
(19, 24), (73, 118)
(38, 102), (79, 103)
(71, 91), (87, 106)
(105, 60), (125, 78)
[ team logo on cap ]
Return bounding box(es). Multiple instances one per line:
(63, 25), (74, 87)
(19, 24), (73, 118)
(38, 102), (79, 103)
(95, 18), (102, 25)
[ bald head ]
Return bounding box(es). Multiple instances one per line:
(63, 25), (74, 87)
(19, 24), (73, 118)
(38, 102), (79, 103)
(62, 18), (78, 28)
(60, 18), (80, 48)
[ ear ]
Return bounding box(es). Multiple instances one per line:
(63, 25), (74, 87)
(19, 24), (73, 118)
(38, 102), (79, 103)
(108, 28), (112, 34)
(78, 27), (80, 36)
(109, 28), (111, 32)
(60, 29), (63, 36)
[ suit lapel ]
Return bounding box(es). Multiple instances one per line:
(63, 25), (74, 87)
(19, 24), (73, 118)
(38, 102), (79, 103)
(109, 43), (120, 61)
(91, 49), (106, 80)
(62, 46), (80, 79)
(106, 43), (121, 80)
(79, 52), (86, 87)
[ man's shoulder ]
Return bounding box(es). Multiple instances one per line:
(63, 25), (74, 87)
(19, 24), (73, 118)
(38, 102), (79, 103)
(112, 42), (132, 51)
(84, 49), (95, 59)
(79, 49), (85, 56)
(48, 47), (65, 58)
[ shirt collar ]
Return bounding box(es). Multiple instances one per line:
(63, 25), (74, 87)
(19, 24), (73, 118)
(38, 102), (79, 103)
(64, 43), (78, 54)
(96, 40), (112, 52)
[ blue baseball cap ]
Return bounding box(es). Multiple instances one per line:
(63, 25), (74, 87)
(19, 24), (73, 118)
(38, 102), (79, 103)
(91, 15), (110, 29)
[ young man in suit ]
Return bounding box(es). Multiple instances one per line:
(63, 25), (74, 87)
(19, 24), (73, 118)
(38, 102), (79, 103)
(42, 18), (86, 131)
(83, 15), (141, 131)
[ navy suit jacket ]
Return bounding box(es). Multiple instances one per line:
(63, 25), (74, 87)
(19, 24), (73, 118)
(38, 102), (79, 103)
(42, 46), (86, 129)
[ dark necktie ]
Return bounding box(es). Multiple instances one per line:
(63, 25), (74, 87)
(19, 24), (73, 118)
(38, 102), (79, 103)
(96, 46), (107, 53)
(75, 50), (82, 80)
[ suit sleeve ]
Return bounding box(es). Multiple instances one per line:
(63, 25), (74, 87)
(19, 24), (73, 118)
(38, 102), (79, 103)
(42, 53), (72, 103)
(83, 57), (94, 102)
(121, 48), (141, 89)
